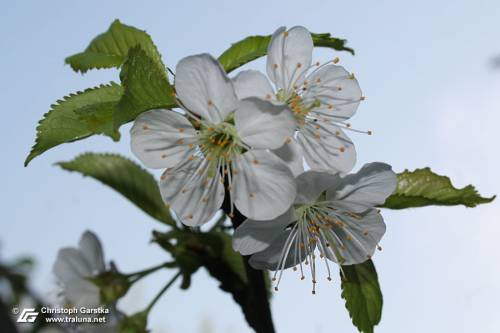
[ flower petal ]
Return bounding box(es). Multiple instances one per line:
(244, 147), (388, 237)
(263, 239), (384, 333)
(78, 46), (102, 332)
(130, 109), (197, 169)
(53, 248), (93, 284)
(233, 150), (296, 220)
(327, 162), (397, 212)
(159, 159), (224, 226)
(249, 230), (312, 270)
(78, 231), (105, 274)
(233, 208), (295, 255)
(272, 139), (304, 177)
(325, 209), (386, 265)
(304, 64), (362, 121)
(294, 171), (340, 204)
(235, 97), (296, 149)
(175, 54), (238, 124)
(233, 70), (275, 101)
(64, 278), (101, 308)
(266, 26), (313, 93)
(297, 123), (356, 173)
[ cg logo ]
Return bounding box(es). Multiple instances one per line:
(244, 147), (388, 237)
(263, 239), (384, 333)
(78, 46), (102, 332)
(16, 308), (39, 323)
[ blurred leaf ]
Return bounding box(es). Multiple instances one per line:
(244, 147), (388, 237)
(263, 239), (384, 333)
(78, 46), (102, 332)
(382, 168), (495, 209)
(25, 83), (123, 166)
(66, 19), (164, 73)
(341, 260), (382, 333)
(119, 310), (149, 333)
(57, 153), (175, 225)
(218, 32), (354, 73)
(114, 46), (176, 130)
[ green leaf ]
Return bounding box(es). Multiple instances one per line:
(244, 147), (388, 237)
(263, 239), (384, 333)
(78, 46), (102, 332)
(341, 260), (382, 333)
(57, 153), (174, 225)
(218, 32), (354, 73)
(114, 46), (176, 130)
(25, 83), (123, 166)
(382, 168), (495, 209)
(65, 19), (163, 73)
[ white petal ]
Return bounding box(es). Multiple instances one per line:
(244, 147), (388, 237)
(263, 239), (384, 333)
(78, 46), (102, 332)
(249, 230), (312, 270)
(53, 248), (93, 284)
(324, 209), (386, 265)
(64, 278), (101, 308)
(266, 26), (313, 93)
(233, 150), (296, 220)
(159, 159), (224, 226)
(131, 109), (197, 169)
(232, 208), (295, 255)
(327, 162), (397, 212)
(78, 231), (105, 274)
(272, 139), (304, 177)
(235, 97), (296, 149)
(175, 54), (238, 124)
(233, 70), (275, 101)
(305, 64), (362, 121)
(294, 171), (340, 204)
(297, 123), (356, 173)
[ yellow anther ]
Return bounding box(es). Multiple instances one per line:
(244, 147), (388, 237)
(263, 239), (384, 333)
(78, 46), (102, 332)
(335, 131), (341, 136)
(284, 31), (289, 37)
(346, 235), (353, 241)
(333, 57), (340, 64)
(285, 137), (292, 144)
(349, 73), (355, 80)
(188, 143), (194, 149)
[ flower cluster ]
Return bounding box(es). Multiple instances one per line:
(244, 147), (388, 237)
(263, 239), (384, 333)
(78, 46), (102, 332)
(130, 26), (397, 291)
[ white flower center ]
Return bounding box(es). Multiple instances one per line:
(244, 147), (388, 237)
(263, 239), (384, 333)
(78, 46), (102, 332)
(272, 200), (380, 294)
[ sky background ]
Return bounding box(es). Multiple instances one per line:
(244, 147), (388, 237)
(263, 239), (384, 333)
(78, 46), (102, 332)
(1, 0), (500, 332)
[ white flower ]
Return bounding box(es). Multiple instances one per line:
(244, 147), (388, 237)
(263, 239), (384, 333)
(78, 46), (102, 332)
(53, 231), (105, 308)
(232, 163), (397, 293)
(233, 26), (366, 174)
(131, 54), (297, 226)
(52, 231), (123, 333)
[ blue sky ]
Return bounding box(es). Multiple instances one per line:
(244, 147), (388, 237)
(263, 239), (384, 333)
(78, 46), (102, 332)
(2, 1), (499, 332)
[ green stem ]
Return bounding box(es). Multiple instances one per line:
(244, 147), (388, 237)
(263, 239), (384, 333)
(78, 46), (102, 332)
(145, 272), (182, 313)
(127, 262), (173, 283)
